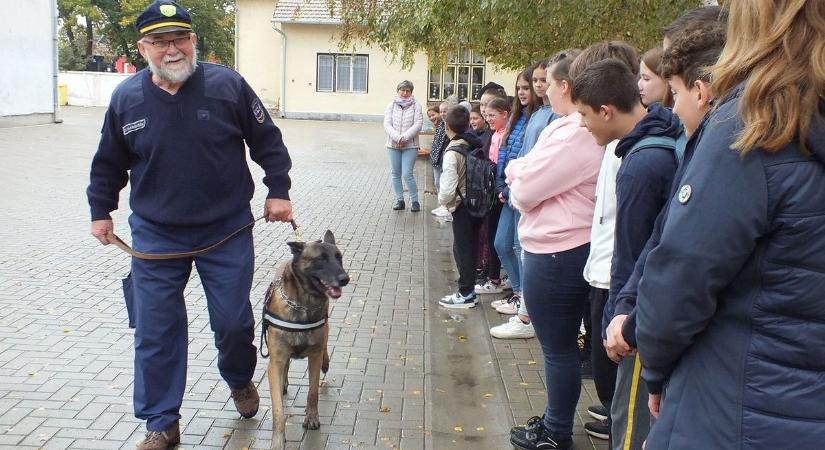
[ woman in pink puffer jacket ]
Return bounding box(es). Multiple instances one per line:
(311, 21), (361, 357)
(383, 80), (423, 212)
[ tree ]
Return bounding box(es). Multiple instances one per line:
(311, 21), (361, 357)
(337, 0), (707, 69)
(57, 0), (235, 70)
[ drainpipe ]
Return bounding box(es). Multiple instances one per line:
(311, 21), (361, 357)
(51, 0), (62, 123)
(270, 22), (287, 118)
(234, 4), (239, 70)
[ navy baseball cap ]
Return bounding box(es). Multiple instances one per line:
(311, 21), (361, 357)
(136, 1), (192, 36)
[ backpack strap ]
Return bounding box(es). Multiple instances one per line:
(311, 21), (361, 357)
(628, 135), (686, 165)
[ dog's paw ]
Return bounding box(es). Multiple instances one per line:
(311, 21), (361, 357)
(282, 383), (288, 396)
(303, 413), (321, 430)
(321, 358), (329, 374)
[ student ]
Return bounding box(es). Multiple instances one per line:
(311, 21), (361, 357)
(507, 49), (605, 450)
(430, 101), (453, 218)
(469, 104), (488, 137)
(568, 40), (639, 444)
(478, 69), (534, 297)
(636, 1), (825, 447)
(437, 106), (486, 309)
(572, 58), (681, 450)
(661, 4), (724, 49)
(638, 47), (672, 107)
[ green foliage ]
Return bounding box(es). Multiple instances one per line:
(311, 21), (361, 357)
(57, 0), (235, 70)
(337, 0), (706, 70)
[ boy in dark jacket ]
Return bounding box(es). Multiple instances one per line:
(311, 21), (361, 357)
(572, 59), (681, 450)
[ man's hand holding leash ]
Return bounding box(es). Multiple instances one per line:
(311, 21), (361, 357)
(265, 198), (293, 223)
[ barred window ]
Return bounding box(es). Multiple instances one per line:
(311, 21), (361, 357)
(317, 53), (369, 93)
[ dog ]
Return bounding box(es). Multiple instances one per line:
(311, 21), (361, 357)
(263, 230), (349, 450)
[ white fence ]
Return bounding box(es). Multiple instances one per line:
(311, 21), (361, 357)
(59, 71), (134, 107)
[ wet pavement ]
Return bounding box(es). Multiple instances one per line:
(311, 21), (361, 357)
(0, 107), (606, 450)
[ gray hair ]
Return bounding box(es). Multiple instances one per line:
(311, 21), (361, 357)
(397, 80), (414, 91)
(458, 100), (472, 112)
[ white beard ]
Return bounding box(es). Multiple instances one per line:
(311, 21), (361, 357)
(148, 47), (198, 84)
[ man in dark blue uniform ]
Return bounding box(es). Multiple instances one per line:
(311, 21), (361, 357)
(86, 2), (293, 448)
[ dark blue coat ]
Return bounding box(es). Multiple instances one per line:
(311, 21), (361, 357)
(636, 89), (825, 449)
(603, 104), (681, 337)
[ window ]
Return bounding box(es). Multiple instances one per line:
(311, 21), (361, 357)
(428, 48), (486, 101)
(317, 54), (368, 93)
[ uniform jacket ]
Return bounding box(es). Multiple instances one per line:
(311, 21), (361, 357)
(87, 63), (292, 227)
(383, 99), (422, 149)
(636, 89), (825, 449)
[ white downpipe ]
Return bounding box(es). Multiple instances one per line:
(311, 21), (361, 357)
(270, 22), (287, 118)
(52, 0), (62, 123)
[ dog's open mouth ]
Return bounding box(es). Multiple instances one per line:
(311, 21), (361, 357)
(319, 280), (342, 299)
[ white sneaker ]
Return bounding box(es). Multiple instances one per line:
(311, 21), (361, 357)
(439, 292), (478, 309)
(490, 316), (535, 339)
(439, 214), (453, 222)
(474, 280), (504, 294)
(495, 294), (520, 315)
(431, 205), (450, 216)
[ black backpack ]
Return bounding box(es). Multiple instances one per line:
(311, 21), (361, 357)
(447, 142), (497, 218)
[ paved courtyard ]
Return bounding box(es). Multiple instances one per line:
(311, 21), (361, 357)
(0, 107), (606, 450)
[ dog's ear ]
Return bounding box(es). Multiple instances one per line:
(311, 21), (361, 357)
(323, 230), (336, 245)
(287, 241), (305, 256)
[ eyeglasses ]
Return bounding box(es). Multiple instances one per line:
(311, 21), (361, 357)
(143, 35), (191, 50)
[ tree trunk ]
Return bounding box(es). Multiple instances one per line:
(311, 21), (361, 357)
(85, 18), (94, 58)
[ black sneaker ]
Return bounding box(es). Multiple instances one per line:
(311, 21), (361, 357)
(511, 415), (544, 435)
(584, 419), (610, 440)
(392, 200), (405, 210)
(410, 201), (420, 212)
(510, 420), (572, 450)
(587, 404), (608, 421)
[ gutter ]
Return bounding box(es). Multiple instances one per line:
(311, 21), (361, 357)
(52, 0), (62, 123)
(270, 21), (287, 118)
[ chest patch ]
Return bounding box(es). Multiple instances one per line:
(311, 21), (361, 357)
(678, 184), (692, 204)
(252, 98), (265, 124)
(122, 118), (146, 136)
(197, 109), (210, 121)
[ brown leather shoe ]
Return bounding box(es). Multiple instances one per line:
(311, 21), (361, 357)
(136, 422), (179, 450)
(230, 381), (259, 418)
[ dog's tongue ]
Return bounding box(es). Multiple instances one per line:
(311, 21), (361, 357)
(328, 286), (342, 299)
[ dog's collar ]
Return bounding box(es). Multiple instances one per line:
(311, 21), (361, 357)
(275, 278), (326, 312)
(263, 310), (327, 332)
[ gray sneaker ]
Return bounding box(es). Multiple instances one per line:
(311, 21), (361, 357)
(439, 292), (478, 309)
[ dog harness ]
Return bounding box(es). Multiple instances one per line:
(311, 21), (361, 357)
(260, 278), (328, 358)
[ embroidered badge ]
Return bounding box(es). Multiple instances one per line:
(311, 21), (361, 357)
(252, 98), (265, 124)
(160, 4), (177, 17)
(678, 184), (692, 204)
(122, 118), (146, 136)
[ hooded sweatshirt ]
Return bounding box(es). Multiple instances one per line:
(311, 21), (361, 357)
(506, 112), (604, 253)
(603, 103), (682, 336)
(582, 140), (621, 289)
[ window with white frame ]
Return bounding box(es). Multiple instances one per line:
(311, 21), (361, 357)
(316, 54), (368, 93)
(428, 48), (486, 101)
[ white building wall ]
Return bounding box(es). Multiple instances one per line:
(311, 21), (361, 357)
(59, 72), (133, 107)
(0, 0), (56, 124)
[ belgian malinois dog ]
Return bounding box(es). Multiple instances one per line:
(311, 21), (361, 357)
(263, 230), (349, 450)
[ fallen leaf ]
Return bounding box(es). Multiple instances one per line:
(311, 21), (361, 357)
(223, 431), (231, 438)
(379, 406), (391, 412)
(458, 336), (467, 342)
(476, 427), (485, 432)
(519, 382), (529, 386)
(527, 360), (537, 365)
(483, 393), (493, 398)
(453, 426), (463, 432)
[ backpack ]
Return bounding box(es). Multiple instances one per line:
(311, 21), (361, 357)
(447, 142), (497, 218)
(627, 134), (687, 165)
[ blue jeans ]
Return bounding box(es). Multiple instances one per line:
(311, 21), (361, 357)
(522, 244), (591, 440)
(127, 212), (256, 431)
(387, 147), (419, 202)
(494, 204), (522, 292)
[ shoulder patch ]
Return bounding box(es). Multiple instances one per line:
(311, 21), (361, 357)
(678, 184), (692, 204)
(123, 118), (147, 136)
(252, 98), (265, 124)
